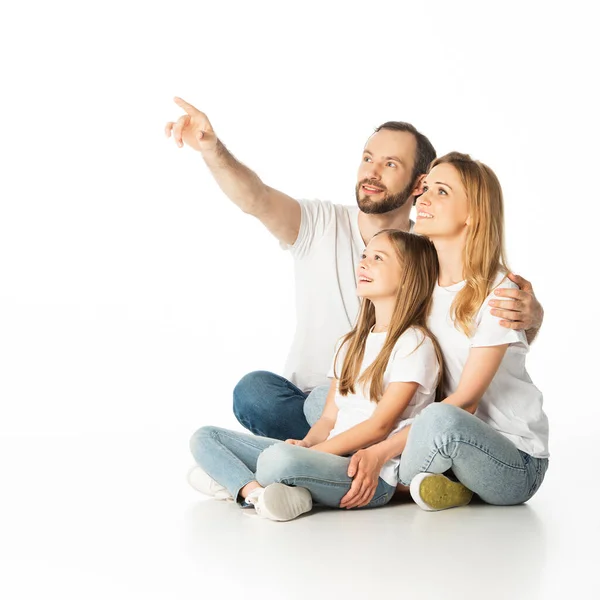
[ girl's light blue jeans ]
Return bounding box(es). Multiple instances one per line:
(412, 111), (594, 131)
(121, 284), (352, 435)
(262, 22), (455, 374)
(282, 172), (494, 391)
(190, 426), (395, 509)
(398, 403), (549, 505)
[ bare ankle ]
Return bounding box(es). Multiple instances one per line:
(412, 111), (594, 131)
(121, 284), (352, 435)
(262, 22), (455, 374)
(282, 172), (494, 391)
(240, 481), (262, 499)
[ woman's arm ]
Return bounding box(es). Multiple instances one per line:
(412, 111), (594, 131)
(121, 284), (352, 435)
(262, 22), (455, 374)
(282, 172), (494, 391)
(339, 426), (412, 509)
(340, 343), (511, 508)
(347, 344), (510, 464)
(310, 381), (419, 456)
(442, 344), (509, 413)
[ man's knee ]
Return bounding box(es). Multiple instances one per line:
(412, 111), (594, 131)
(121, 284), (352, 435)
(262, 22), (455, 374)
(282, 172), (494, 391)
(303, 385), (329, 426)
(232, 371), (273, 418)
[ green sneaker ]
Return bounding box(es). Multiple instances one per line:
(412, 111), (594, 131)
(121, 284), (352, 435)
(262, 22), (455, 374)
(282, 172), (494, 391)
(410, 473), (473, 511)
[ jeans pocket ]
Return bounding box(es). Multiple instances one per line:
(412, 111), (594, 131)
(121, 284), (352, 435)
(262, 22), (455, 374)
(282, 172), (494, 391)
(367, 492), (390, 508)
(527, 458), (549, 498)
(519, 450), (531, 466)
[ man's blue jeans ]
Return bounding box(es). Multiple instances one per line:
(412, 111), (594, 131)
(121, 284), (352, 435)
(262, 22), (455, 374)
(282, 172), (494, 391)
(190, 425), (395, 508)
(232, 370), (329, 440)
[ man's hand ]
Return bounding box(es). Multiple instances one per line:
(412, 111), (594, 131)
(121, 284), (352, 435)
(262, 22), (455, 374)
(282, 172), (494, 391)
(489, 273), (544, 332)
(340, 448), (383, 509)
(285, 439), (309, 447)
(165, 97), (218, 152)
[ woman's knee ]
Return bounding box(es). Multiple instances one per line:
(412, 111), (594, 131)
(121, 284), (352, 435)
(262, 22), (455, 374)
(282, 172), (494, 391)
(414, 403), (467, 435)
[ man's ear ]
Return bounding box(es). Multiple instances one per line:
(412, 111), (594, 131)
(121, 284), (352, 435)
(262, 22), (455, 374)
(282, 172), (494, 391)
(411, 174), (427, 205)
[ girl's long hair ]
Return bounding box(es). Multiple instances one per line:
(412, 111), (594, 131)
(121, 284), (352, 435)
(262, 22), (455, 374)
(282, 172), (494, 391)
(334, 229), (444, 403)
(430, 152), (510, 336)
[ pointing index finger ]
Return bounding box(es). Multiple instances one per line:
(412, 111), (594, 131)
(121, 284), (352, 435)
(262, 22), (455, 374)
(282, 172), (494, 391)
(173, 96), (200, 116)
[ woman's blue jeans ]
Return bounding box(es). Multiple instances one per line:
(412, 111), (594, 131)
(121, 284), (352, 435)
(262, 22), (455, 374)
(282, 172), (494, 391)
(399, 403), (549, 505)
(190, 425), (395, 509)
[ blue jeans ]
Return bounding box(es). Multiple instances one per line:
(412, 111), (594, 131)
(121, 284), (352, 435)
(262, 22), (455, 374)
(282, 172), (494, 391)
(190, 425), (395, 509)
(232, 370), (329, 440)
(399, 403), (549, 505)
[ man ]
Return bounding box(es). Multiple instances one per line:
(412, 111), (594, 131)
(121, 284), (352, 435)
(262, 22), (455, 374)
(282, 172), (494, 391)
(165, 96), (543, 448)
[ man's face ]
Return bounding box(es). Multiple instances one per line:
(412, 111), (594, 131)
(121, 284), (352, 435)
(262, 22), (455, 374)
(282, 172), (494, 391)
(355, 129), (418, 214)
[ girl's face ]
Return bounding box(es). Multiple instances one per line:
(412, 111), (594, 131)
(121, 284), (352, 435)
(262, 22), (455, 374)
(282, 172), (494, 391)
(356, 234), (402, 300)
(414, 163), (470, 240)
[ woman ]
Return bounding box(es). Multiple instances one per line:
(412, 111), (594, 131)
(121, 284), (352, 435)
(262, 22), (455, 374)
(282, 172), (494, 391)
(342, 152), (549, 512)
(188, 230), (442, 521)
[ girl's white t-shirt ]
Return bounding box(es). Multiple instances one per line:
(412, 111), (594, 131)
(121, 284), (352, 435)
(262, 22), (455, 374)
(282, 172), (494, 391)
(428, 272), (550, 458)
(326, 326), (440, 486)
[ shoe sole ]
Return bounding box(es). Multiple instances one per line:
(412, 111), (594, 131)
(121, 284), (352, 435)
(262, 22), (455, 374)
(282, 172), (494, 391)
(259, 484), (313, 521)
(410, 473), (473, 511)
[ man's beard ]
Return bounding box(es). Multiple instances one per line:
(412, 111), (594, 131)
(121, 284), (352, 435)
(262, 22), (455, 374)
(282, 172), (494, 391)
(355, 179), (415, 215)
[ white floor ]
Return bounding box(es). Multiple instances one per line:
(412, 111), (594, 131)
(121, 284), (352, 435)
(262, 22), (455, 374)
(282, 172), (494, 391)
(1, 431), (596, 600)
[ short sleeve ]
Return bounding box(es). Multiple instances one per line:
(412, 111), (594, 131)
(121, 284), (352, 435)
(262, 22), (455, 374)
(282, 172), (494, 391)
(327, 337), (347, 379)
(470, 280), (529, 351)
(279, 199), (335, 259)
(387, 329), (439, 395)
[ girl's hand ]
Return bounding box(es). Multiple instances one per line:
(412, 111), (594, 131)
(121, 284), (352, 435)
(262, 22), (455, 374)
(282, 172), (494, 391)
(285, 439), (309, 447)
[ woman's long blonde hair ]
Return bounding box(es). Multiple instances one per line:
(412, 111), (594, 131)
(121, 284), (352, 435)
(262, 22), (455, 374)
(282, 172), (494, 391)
(334, 229), (444, 403)
(431, 152), (510, 336)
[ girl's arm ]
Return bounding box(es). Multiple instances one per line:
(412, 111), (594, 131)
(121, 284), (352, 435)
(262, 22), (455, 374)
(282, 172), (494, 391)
(339, 344), (510, 509)
(346, 344), (510, 467)
(310, 381), (419, 456)
(442, 344), (509, 413)
(298, 378), (339, 447)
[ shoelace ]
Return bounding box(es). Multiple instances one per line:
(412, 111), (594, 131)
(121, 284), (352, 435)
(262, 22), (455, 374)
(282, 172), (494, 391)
(243, 489), (266, 518)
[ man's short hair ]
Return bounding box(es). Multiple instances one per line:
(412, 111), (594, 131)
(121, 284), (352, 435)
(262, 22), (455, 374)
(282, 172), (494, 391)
(374, 122), (436, 185)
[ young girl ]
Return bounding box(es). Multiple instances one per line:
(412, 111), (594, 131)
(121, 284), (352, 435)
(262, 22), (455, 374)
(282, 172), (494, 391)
(188, 230), (442, 521)
(345, 152), (550, 512)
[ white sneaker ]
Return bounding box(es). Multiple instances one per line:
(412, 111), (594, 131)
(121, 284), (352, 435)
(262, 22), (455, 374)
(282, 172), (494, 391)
(410, 472), (473, 511)
(187, 466), (234, 501)
(246, 483), (312, 521)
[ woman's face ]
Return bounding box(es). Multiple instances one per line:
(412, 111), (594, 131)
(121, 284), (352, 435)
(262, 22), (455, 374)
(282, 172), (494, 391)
(356, 234), (402, 300)
(414, 163), (470, 240)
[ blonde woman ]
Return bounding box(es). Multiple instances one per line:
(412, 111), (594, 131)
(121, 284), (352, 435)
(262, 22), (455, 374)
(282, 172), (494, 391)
(189, 230), (442, 521)
(340, 152), (550, 512)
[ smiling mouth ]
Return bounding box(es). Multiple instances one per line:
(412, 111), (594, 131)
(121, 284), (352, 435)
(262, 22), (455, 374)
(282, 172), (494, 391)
(362, 185), (384, 194)
(417, 211), (433, 219)
(358, 276), (373, 283)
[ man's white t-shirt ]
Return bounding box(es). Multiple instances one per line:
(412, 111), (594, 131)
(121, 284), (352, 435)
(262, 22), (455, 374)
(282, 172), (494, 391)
(281, 200), (364, 392)
(428, 272), (550, 458)
(326, 327), (439, 486)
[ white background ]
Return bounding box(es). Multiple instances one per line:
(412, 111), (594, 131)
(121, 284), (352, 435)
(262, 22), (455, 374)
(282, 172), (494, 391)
(1, 1), (599, 598)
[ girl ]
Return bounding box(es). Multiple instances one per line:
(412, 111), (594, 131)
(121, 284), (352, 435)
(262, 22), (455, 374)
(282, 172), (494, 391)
(188, 230), (442, 521)
(345, 152), (550, 512)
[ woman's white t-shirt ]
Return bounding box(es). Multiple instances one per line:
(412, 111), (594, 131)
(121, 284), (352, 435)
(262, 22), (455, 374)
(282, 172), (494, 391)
(326, 326), (440, 486)
(428, 272), (550, 458)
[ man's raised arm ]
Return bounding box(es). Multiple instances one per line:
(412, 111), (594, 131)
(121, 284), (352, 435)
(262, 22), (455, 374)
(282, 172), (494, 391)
(165, 97), (301, 246)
